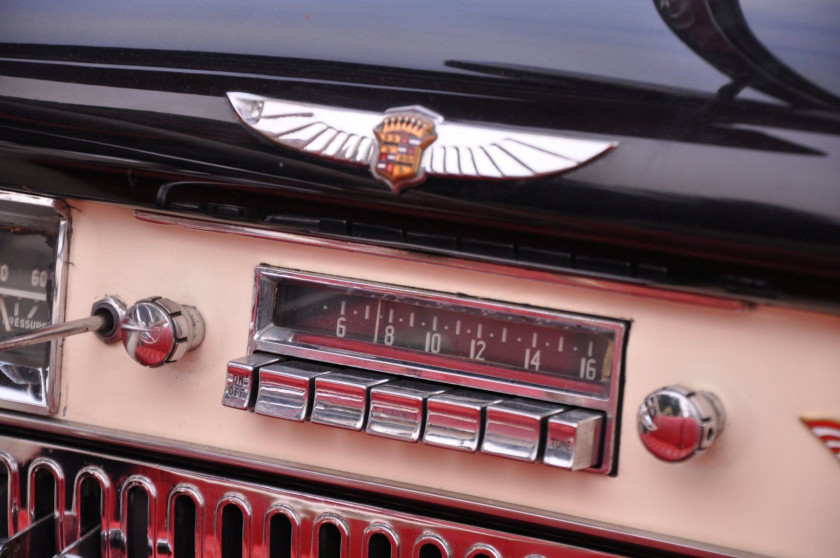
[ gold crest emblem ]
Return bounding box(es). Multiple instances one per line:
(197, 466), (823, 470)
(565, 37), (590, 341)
(372, 113), (438, 192)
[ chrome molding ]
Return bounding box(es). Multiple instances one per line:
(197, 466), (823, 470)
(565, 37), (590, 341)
(0, 450), (19, 535)
(72, 466), (113, 550)
(0, 191), (70, 415)
(168, 483), (205, 557)
(0, 413), (756, 557)
(2, 435), (623, 558)
(133, 209), (749, 311)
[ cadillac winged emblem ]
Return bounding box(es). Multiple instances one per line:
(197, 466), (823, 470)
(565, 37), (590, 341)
(227, 92), (616, 193)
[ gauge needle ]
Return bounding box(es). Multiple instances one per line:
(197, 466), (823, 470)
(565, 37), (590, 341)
(0, 297), (10, 332)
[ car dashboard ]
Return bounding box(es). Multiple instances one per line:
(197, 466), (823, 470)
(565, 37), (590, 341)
(0, 1), (839, 557)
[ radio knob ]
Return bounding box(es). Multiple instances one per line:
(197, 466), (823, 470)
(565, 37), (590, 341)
(120, 297), (205, 367)
(638, 385), (725, 462)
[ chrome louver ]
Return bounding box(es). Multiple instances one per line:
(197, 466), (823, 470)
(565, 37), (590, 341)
(0, 435), (614, 558)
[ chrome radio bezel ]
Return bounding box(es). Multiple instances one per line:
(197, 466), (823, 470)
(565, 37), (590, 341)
(248, 267), (627, 474)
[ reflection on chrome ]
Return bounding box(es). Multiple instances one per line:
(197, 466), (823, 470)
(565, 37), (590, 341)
(0, 435), (625, 557)
(638, 385), (726, 462)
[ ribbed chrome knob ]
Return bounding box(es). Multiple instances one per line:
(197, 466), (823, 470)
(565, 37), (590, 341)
(638, 385), (725, 462)
(120, 297), (204, 367)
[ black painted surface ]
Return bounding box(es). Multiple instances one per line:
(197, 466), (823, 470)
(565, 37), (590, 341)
(0, 0), (838, 306)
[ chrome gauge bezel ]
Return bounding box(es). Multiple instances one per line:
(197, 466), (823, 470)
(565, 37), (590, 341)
(0, 190), (69, 415)
(249, 267), (627, 474)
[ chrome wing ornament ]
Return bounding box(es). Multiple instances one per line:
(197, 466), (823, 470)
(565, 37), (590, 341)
(228, 92), (617, 193)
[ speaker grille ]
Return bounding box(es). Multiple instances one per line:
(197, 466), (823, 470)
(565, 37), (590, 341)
(0, 437), (615, 558)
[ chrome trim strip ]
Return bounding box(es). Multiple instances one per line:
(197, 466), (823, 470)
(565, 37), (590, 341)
(27, 457), (66, 547)
(466, 543), (502, 558)
(414, 534), (451, 558)
(72, 467), (112, 558)
(0, 412), (757, 557)
(313, 514), (349, 558)
(215, 494), (252, 558)
(133, 209), (749, 311)
(0, 190), (70, 416)
(1, 436), (656, 558)
(0, 450), (20, 535)
(120, 475), (156, 557)
(167, 483), (205, 558)
(264, 504), (300, 558)
(363, 523), (400, 558)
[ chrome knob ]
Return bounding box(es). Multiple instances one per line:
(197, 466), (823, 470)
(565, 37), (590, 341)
(638, 385), (725, 462)
(120, 297), (205, 367)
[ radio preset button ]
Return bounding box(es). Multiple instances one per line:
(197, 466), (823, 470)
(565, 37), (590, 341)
(423, 391), (505, 452)
(255, 361), (335, 421)
(223, 354), (282, 410)
(367, 380), (448, 442)
(543, 409), (604, 470)
(311, 371), (390, 430)
(481, 399), (565, 462)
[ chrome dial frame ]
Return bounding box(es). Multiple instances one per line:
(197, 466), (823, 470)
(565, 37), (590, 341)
(248, 267), (627, 474)
(0, 191), (69, 415)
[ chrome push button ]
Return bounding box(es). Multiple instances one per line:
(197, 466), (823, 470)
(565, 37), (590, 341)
(544, 409), (604, 470)
(423, 391), (504, 452)
(481, 399), (565, 462)
(310, 371), (390, 430)
(367, 380), (448, 442)
(223, 354), (282, 410)
(223, 356), (608, 472)
(255, 361), (335, 421)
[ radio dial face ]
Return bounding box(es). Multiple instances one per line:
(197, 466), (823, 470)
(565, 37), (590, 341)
(275, 282), (616, 394)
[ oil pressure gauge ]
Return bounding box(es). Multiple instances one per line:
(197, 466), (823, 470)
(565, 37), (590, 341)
(0, 191), (69, 414)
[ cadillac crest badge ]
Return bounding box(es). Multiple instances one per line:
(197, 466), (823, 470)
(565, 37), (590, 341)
(227, 92), (617, 193)
(372, 111), (438, 191)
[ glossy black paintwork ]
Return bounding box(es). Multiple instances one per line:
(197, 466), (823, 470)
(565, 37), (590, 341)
(0, 0), (838, 306)
(656, 0), (840, 109)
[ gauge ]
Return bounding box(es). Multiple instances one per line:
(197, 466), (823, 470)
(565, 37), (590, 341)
(0, 192), (68, 414)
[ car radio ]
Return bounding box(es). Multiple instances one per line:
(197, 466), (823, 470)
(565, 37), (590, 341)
(223, 267), (627, 474)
